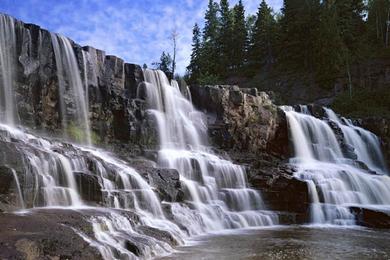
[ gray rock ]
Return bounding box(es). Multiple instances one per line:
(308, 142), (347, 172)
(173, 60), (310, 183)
(350, 207), (390, 228)
(137, 166), (184, 202)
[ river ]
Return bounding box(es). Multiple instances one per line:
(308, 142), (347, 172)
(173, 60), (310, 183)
(159, 226), (390, 260)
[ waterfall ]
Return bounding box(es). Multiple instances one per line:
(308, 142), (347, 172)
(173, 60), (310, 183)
(141, 69), (276, 231)
(0, 14), (18, 125)
(51, 33), (91, 145)
(0, 14), (276, 257)
(283, 106), (390, 225)
(324, 108), (388, 173)
(0, 122), (186, 258)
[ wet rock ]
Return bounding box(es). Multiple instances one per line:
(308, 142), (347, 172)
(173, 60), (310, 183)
(0, 209), (102, 259)
(137, 225), (179, 246)
(74, 171), (103, 204)
(350, 207), (390, 228)
(125, 63), (144, 99)
(0, 166), (14, 194)
(229, 152), (310, 224)
(137, 166), (184, 202)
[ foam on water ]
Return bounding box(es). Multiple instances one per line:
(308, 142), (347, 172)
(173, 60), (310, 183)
(283, 106), (390, 225)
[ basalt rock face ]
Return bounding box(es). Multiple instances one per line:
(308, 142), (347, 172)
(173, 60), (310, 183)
(190, 85), (289, 158)
(7, 14), (155, 147)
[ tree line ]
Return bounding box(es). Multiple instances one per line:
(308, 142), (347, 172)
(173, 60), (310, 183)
(184, 0), (390, 91)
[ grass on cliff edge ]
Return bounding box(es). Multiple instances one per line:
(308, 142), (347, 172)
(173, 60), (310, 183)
(332, 89), (390, 118)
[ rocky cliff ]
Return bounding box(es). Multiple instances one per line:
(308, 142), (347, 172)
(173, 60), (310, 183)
(7, 15), (154, 147)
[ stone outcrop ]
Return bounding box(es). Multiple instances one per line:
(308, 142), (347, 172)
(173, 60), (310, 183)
(350, 207), (390, 228)
(190, 85), (289, 158)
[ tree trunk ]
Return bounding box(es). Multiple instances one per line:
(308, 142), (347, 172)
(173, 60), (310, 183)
(346, 58), (352, 100)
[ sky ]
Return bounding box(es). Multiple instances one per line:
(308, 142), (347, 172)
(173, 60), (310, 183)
(0, 0), (282, 74)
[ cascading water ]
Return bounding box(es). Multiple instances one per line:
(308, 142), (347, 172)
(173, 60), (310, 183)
(51, 33), (91, 145)
(325, 108), (388, 173)
(141, 69), (276, 231)
(0, 13), (278, 259)
(0, 122), (187, 259)
(0, 14), (18, 125)
(283, 106), (390, 225)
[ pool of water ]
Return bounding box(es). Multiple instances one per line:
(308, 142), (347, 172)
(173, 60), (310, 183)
(158, 226), (390, 260)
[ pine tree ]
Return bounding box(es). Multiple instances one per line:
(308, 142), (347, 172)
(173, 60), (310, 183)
(153, 52), (173, 77)
(218, 0), (234, 76)
(333, 0), (366, 97)
(313, 2), (345, 87)
(187, 23), (202, 83)
(202, 0), (220, 77)
(248, 0), (278, 72)
(231, 0), (248, 72)
(279, 0), (321, 77)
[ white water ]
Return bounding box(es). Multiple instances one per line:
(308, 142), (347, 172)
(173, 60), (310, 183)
(141, 69), (276, 233)
(0, 14), (17, 125)
(0, 122), (187, 258)
(283, 106), (390, 225)
(325, 108), (388, 173)
(0, 14), (275, 259)
(51, 33), (91, 145)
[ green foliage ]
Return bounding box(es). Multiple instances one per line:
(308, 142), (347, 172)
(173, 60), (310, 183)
(231, 0), (248, 72)
(202, 0), (220, 77)
(66, 122), (101, 145)
(197, 72), (220, 85)
(187, 23), (202, 84)
(248, 0), (278, 71)
(186, 0), (390, 103)
(332, 89), (390, 118)
(153, 52), (173, 76)
(217, 0), (234, 76)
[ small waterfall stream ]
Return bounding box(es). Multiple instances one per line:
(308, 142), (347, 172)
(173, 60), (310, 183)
(51, 33), (91, 145)
(0, 14), (18, 125)
(283, 106), (390, 225)
(141, 70), (276, 231)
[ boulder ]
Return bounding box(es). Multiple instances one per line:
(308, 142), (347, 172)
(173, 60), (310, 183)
(350, 207), (390, 228)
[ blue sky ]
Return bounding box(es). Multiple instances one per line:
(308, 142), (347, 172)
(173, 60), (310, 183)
(0, 0), (282, 74)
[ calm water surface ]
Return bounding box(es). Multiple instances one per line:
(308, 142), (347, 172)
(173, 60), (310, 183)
(158, 226), (390, 260)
